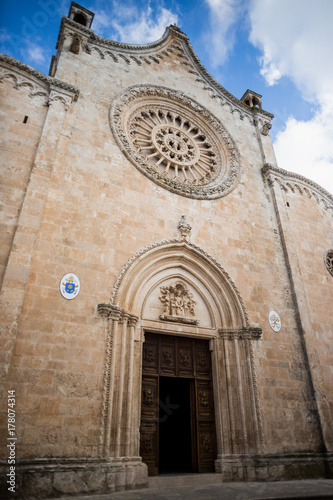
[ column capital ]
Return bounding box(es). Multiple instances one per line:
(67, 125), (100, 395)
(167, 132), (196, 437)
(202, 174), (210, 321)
(218, 327), (262, 341)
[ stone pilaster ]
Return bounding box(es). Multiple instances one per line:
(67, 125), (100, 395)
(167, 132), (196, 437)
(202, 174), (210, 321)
(214, 328), (263, 474)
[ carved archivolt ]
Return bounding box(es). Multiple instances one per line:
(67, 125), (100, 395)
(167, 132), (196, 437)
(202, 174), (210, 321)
(109, 238), (249, 328)
(110, 85), (241, 199)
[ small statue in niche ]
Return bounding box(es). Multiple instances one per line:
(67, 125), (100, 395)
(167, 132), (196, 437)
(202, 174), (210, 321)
(172, 288), (185, 316)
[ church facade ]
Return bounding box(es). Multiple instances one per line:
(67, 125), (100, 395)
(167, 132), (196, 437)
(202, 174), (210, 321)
(1, 2), (332, 497)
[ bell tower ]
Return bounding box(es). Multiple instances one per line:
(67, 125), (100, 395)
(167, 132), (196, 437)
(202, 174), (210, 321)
(68, 1), (94, 29)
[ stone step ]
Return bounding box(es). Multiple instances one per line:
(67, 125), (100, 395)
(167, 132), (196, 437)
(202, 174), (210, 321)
(148, 473), (222, 489)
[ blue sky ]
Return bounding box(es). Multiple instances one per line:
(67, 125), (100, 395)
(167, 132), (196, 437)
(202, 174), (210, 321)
(1, 0), (333, 194)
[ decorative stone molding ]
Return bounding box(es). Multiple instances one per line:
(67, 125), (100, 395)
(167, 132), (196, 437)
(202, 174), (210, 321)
(85, 40), (182, 68)
(263, 164), (333, 215)
(56, 17), (273, 124)
(109, 238), (250, 327)
(97, 303), (138, 323)
(110, 85), (241, 199)
(261, 122), (272, 136)
(97, 302), (139, 453)
(218, 327), (262, 340)
(55, 16), (94, 50)
(324, 249), (333, 277)
(0, 54), (79, 103)
(48, 88), (74, 110)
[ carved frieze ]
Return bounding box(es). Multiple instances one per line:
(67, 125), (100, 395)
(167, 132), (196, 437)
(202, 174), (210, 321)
(0, 54), (79, 108)
(110, 85), (241, 199)
(159, 282), (198, 325)
(263, 164), (333, 215)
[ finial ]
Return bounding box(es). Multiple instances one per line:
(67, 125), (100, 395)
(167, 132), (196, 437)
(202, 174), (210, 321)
(177, 215), (192, 241)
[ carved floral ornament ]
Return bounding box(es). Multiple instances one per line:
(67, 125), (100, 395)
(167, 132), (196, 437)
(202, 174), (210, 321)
(110, 85), (241, 199)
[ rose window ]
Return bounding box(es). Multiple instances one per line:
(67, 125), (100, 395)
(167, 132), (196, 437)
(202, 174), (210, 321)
(110, 85), (241, 199)
(130, 110), (218, 185)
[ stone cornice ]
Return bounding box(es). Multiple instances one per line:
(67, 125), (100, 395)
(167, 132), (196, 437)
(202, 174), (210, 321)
(182, 38), (273, 121)
(0, 53), (79, 101)
(262, 164), (333, 214)
(56, 19), (272, 124)
(97, 303), (138, 324)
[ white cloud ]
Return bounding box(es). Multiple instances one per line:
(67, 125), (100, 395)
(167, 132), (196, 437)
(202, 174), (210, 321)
(92, 3), (179, 44)
(248, 0), (333, 194)
(113, 6), (178, 44)
(0, 29), (11, 44)
(249, 0), (333, 101)
(25, 42), (46, 64)
(204, 0), (244, 67)
(274, 107), (333, 195)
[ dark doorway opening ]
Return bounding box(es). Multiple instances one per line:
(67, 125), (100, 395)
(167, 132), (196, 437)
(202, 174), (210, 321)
(159, 377), (193, 474)
(140, 333), (216, 475)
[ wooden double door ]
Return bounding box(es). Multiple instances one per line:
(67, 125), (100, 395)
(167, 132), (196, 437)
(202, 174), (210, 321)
(140, 333), (216, 475)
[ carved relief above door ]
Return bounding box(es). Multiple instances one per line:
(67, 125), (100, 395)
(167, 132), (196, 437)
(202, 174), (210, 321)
(140, 333), (216, 475)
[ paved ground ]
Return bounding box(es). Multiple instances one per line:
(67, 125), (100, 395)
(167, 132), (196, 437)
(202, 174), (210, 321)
(57, 479), (333, 500)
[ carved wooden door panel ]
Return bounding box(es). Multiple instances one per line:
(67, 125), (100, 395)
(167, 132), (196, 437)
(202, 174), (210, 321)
(140, 334), (159, 476)
(140, 375), (159, 476)
(196, 378), (216, 472)
(194, 339), (216, 473)
(140, 333), (216, 475)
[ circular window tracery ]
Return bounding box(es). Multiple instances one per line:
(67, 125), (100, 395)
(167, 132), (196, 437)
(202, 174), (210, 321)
(130, 110), (218, 185)
(110, 85), (241, 199)
(324, 249), (333, 276)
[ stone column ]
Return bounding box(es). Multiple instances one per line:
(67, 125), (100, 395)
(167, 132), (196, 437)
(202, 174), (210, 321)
(125, 315), (138, 457)
(215, 328), (263, 480)
(97, 303), (147, 489)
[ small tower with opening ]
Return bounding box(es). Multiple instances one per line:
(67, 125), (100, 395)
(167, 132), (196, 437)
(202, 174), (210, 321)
(240, 89), (263, 109)
(68, 1), (94, 29)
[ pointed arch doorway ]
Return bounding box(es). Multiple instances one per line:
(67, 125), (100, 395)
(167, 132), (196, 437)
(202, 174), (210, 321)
(98, 238), (262, 484)
(140, 333), (216, 476)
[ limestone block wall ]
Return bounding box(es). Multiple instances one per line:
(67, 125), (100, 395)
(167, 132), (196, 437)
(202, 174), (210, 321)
(281, 184), (333, 449)
(0, 67), (48, 288)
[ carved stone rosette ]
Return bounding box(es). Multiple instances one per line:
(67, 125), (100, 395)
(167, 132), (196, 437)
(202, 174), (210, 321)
(110, 85), (241, 199)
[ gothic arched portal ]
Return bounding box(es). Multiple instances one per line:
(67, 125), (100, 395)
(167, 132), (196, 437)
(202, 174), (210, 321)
(98, 238), (263, 479)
